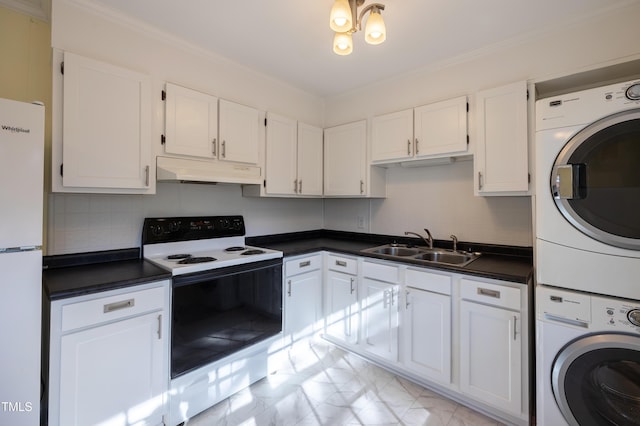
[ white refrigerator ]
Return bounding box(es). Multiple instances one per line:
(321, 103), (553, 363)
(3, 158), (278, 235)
(0, 98), (44, 425)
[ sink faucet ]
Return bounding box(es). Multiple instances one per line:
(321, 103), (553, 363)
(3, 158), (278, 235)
(450, 234), (458, 252)
(405, 229), (433, 249)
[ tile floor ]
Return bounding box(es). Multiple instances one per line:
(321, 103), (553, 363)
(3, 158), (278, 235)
(185, 337), (505, 425)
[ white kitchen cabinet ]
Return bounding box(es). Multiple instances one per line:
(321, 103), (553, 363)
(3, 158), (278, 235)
(371, 96), (468, 165)
(264, 114), (323, 196)
(361, 261), (400, 362)
(284, 254), (323, 343)
(218, 98), (261, 165)
(164, 82), (218, 159)
(324, 120), (386, 197)
(459, 278), (523, 417)
(324, 254), (359, 344)
(47, 281), (169, 426)
(52, 50), (154, 193)
(402, 268), (452, 385)
(474, 81), (529, 195)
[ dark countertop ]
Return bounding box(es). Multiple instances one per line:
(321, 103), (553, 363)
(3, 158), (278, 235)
(247, 230), (533, 284)
(43, 248), (171, 300)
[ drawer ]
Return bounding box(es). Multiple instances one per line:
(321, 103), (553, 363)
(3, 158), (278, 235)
(327, 254), (358, 275)
(61, 285), (166, 332)
(405, 268), (451, 295)
(285, 254), (322, 276)
(362, 261), (400, 284)
(460, 278), (521, 310)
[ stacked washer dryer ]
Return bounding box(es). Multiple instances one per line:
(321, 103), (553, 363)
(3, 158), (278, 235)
(535, 79), (640, 426)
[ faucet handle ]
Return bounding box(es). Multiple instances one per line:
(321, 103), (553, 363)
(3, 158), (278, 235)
(450, 234), (458, 252)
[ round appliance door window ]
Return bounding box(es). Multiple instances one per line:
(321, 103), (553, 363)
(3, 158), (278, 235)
(551, 108), (640, 250)
(552, 333), (640, 426)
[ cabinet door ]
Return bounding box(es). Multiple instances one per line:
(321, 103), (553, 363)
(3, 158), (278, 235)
(218, 99), (260, 164)
(371, 109), (414, 162)
(325, 270), (358, 344)
(285, 270), (322, 339)
(414, 96), (467, 157)
(403, 288), (451, 384)
(58, 311), (165, 426)
(361, 278), (399, 362)
(164, 82), (218, 159)
(62, 52), (152, 190)
(475, 81), (529, 195)
(265, 112), (298, 195)
(324, 120), (366, 196)
(297, 123), (324, 196)
(460, 300), (522, 415)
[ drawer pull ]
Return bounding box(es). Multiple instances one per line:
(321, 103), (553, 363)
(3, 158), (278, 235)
(477, 288), (500, 299)
(299, 260), (311, 268)
(335, 260), (347, 267)
(103, 298), (135, 313)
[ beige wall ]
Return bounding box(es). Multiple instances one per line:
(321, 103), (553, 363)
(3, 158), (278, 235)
(0, 6), (51, 251)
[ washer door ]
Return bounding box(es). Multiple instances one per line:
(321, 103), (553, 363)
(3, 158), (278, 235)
(552, 333), (640, 426)
(551, 108), (640, 250)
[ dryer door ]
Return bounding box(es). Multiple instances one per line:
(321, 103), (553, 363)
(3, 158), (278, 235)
(551, 108), (640, 250)
(551, 333), (640, 426)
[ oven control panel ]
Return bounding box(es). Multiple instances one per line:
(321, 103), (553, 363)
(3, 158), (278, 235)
(142, 216), (245, 244)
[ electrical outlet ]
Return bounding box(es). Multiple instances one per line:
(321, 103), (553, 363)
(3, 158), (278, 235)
(357, 215), (365, 229)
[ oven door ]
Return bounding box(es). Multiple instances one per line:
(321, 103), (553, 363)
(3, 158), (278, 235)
(551, 108), (640, 250)
(551, 333), (640, 426)
(171, 258), (283, 378)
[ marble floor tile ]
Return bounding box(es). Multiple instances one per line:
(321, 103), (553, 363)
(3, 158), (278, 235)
(184, 337), (505, 426)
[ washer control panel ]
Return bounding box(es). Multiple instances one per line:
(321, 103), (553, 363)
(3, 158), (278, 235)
(592, 295), (640, 333)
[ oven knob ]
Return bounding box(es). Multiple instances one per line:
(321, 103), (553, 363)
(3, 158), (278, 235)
(628, 309), (640, 327)
(150, 224), (163, 236)
(168, 221), (181, 232)
(626, 83), (640, 101)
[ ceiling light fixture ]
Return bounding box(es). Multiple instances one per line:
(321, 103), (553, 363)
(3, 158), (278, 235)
(330, 0), (386, 56)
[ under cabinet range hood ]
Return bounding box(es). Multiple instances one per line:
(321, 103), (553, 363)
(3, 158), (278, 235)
(156, 156), (262, 185)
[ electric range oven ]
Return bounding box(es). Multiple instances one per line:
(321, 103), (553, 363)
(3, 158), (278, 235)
(142, 215), (283, 424)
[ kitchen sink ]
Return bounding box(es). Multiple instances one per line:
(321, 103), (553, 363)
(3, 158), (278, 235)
(362, 244), (480, 267)
(368, 246), (421, 256)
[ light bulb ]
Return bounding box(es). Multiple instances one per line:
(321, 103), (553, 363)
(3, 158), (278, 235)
(329, 0), (353, 32)
(365, 8), (386, 45)
(333, 32), (353, 55)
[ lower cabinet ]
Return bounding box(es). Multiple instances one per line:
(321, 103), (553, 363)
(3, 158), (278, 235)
(47, 281), (170, 426)
(402, 268), (452, 385)
(324, 254), (359, 344)
(459, 278), (524, 417)
(284, 254), (323, 342)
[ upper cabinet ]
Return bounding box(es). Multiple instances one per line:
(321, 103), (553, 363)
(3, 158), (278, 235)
(324, 120), (386, 197)
(474, 81), (529, 196)
(163, 84), (260, 166)
(218, 99), (261, 165)
(372, 96), (468, 165)
(164, 82), (218, 159)
(52, 50), (154, 194)
(261, 113), (323, 197)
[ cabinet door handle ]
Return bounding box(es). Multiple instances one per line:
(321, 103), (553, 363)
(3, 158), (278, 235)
(415, 138), (419, 155)
(407, 139), (411, 155)
(144, 165), (150, 187)
(350, 277), (355, 294)
(383, 289), (390, 309)
(299, 180), (302, 194)
(335, 260), (347, 267)
(390, 288), (395, 307)
(221, 140), (226, 158)
(406, 290), (411, 309)
(477, 287), (500, 298)
(299, 260), (311, 268)
(513, 315), (518, 341)
(360, 180), (364, 194)
(104, 298), (135, 313)
(157, 314), (162, 340)
(478, 171), (483, 190)
(212, 138), (217, 156)
(294, 179), (298, 193)
(287, 279), (292, 297)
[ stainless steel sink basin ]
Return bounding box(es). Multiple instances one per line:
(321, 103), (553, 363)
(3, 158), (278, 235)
(362, 244), (480, 267)
(368, 246), (420, 256)
(412, 250), (478, 265)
